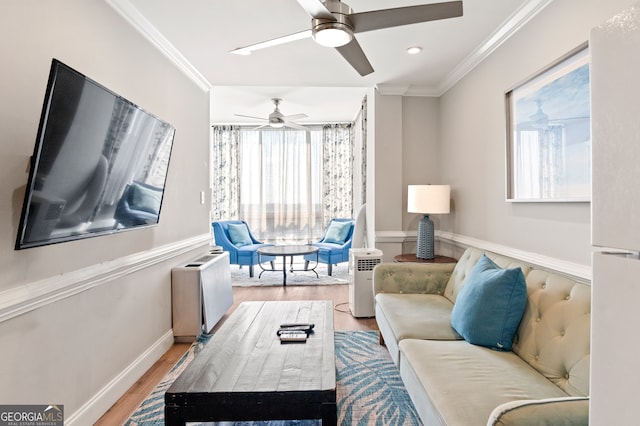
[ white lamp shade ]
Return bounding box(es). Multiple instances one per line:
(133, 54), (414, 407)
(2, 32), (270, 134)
(407, 185), (450, 214)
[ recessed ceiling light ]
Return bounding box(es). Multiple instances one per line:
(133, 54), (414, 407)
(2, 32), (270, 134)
(406, 46), (423, 55)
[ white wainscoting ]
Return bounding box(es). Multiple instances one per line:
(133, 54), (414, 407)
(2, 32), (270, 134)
(66, 330), (175, 426)
(0, 233), (211, 324)
(0, 233), (210, 426)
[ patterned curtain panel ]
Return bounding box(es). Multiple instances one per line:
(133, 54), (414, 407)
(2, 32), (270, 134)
(353, 96), (367, 208)
(360, 96), (367, 203)
(322, 123), (353, 223)
(211, 125), (240, 221)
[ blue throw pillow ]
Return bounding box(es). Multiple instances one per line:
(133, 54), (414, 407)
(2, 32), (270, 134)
(227, 223), (252, 247)
(451, 254), (527, 351)
(324, 221), (352, 244)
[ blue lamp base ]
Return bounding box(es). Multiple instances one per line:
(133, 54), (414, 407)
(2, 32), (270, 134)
(416, 214), (435, 259)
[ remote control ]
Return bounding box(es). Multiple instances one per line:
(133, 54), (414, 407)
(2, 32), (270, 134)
(280, 323), (315, 329)
(277, 329), (309, 336)
(279, 332), (308, 343)
(277, 326), (313, 335)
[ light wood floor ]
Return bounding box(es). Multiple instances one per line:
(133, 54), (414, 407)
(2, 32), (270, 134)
(96, 283), (378, 425)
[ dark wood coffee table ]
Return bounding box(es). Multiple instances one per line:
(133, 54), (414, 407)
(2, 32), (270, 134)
(165, 300), (336, 425)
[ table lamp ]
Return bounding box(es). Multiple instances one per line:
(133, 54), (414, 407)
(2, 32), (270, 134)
(407, 185), (450, 259)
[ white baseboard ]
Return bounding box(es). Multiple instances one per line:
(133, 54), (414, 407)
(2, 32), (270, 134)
(66, 330), (175, 426)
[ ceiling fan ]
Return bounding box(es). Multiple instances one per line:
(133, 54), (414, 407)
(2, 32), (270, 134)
(230, 0), (463, 76)
(235, 98), (309, 130)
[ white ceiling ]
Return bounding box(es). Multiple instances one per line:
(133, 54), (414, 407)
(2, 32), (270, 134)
(113, 0), (550, 123)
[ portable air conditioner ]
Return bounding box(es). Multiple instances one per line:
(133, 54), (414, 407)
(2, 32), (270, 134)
(348, 248), (383, 318)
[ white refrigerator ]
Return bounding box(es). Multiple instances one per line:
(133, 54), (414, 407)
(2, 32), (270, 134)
(590, 3), (640, 424)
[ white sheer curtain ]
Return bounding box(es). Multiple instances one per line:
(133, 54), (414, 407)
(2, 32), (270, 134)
(239, 128), (323, 243)
(211, 123), (357, 243)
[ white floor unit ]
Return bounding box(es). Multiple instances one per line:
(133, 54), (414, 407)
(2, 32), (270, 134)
(348, 248), (383, 318)
(171, 252), (233, 342)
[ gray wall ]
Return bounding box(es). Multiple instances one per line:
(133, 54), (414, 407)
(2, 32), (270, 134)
(2, 0), (637, 423)
(374, 0), (637, 268)
(0, 0), (211, 423)
(373, 94), (441, 260)
(439, 0), (637, 267)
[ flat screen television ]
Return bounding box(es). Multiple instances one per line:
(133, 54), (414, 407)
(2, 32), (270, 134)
(15, 59), (176, 250)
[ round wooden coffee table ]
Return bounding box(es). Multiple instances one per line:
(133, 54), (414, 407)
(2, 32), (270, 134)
(257, 245), (319, 286)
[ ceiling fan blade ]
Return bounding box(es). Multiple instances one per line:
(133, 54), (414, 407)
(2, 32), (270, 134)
(234, 114), (268, 121)
(295, 0), (336, 20)
(250, 124), (270, 131)
(230, 30), (312, 55)
(335, 38), (374, 76)
(282, 113), (308, 121)
(284, 122), (310, 131)
(351, 1), (463, 34)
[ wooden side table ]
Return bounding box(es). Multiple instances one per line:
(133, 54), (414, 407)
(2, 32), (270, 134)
(394, 254), (457, 263)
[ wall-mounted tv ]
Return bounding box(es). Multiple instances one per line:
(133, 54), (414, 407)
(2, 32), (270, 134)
(15, 59), (176, 250)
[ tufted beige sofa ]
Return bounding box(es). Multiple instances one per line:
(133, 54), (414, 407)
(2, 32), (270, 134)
(373, 247), (590, 426)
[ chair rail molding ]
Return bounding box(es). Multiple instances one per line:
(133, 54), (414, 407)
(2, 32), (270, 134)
(0, 233), (211, 323)
(438, 231), (591, 282)
(375, 230), (591, 282)
(375, 230), (410, 243)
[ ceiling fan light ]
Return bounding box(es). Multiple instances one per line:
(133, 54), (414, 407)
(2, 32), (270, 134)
(314, 27), (352, 47)
(312, 15), (354, 48)
(407, 46), (423, 55)
(270, 120), (285, 128)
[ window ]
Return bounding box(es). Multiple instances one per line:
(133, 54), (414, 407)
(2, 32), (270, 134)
(240, 128), (323, 243)
(211, 124), (355, 243)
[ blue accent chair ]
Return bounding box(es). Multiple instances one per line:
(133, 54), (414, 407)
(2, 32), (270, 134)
(304, 218), (355, 276)
(212, 220), (274, 277)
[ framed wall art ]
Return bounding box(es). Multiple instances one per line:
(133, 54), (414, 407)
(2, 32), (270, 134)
(506, 43), (591, 202)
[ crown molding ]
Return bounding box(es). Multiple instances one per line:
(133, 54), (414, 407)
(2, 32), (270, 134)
(375, 84), (410, 96)
(107, 0), (553, 98)
(376, 0), (554, 97)
(105, 0), (213, 92)
(375, 84), (440, 97)
(436, 0), (554, 95)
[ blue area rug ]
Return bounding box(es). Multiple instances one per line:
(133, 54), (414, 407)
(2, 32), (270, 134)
(125, 331), (421, 425)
